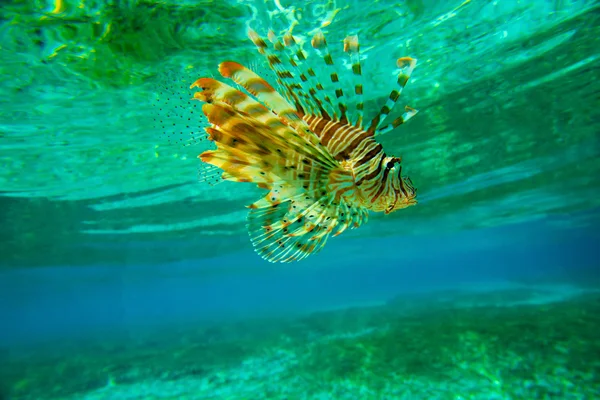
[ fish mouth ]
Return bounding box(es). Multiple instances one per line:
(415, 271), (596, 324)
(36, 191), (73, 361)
(385, 198), (399, 214)
(386, 197), (417, 213)
(406, 199), (418, 208)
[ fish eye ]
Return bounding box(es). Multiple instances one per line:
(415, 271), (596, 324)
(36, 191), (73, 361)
(386, 161), (395, 169)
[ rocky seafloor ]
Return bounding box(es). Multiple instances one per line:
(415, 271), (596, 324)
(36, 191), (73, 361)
(3, 284), (599, 400)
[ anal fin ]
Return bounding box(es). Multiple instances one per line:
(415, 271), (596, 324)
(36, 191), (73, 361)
(246, 185), (366, 263)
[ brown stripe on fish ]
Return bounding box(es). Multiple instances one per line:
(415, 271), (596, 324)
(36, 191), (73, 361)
(201, 103), (238, 127)
(305, 115), (382, 172)
(313, 119), (341, 147)
(335, 125), (375, 160)
(320, 121), (345, 149)
(245, 76), (276, 94)
(356, 157), (384, 187)
(328, 125), (371, 159)
(368, 165), (392, 204)
(326, 123), (359, 157)
(190, 78), (300, 140)
(218, 61), (307, 130)
(355, 142), (384, 166)
(306, 115), (331, 137)
(337, 131), (373, 162)
(191, 78), (248, 106)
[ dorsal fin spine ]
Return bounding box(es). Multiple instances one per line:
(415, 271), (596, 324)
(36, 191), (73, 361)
(311, 29), (349, 124)
(281, 32), (335, 120)
(247, 28), (304, 111)
(268, 31), (320, 116)
(367, 57), (417, 135)
(343, 34), (364, 128)
(376, 106), (419, 136)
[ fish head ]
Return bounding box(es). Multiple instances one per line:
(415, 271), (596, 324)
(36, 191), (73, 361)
(382, 158), (417, 214)
(398, 175), (418, 208)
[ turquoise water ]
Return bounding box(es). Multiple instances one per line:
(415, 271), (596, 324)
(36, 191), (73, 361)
(1, 0), (600, 398)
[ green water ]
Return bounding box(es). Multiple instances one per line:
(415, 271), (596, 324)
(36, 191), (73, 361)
(2, 0), (599, 267)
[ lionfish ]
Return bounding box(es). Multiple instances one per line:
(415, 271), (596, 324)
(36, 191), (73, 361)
(190, 27), (418, 263)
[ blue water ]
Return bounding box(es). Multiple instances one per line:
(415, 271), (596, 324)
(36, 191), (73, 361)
(3, 214), (598, 345)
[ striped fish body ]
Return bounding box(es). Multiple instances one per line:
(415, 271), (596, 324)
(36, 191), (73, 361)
(303, 114), (417, 214)
(190, 28), (418, 263)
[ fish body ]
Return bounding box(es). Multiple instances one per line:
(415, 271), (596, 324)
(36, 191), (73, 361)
(190, 27), (418, 263)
